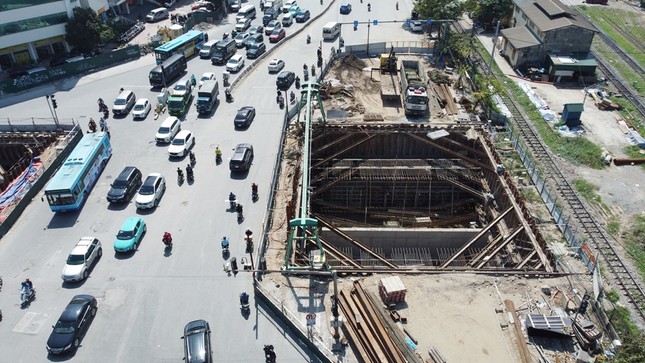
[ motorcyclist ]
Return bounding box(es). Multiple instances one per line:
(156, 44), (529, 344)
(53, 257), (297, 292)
(163, 232), (172, 245)
(236, 203), (243, 218)
(368, 3), (371, 11)
(99, 118), (107, 132)
(229, 192), (236, 208)
(22, 279), (33, 291)
(186, 164), (193, 179)
(215, 146), (222, 162)
(225, 88), (233, 102)
(88, 118), (97, 133)
(177, 167), (184, 180)
(295, 76), (301, 88)
(306, 34), (311, 44)
(290, 91), (296, 103)
(240, 291), (249, 306)
(189, 151), (196, 164)
(251, 183), (258, 196)
(311, 64), (316, 76)
(221, 236), (229, 249)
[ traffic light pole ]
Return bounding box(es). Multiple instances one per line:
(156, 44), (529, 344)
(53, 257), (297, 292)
(45, 94), (60, 128)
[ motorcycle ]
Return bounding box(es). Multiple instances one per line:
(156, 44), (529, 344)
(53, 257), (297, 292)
(186, 165), (194, 182)
(216, 153), (222, 164)
(278, 97), (284, 109)
(368, 3), (371, 11)
(103, 109), (109, 119)
(295, 76), (301, 89)
(225, 90), (234, 103)
(229, 193), (237, 210)
(251, 184), (259, 201)
(264, 345), (276, 363)
(306, 35), (311, 44)
(236, 204), (244, 221)
(177, 169), (184, 184)
(162, 233), (173, 249)
(20, 286), (35, 308)
(240, 292), (250, 312)
(221, 237), (229, 254)
(189, 151), (196, 166)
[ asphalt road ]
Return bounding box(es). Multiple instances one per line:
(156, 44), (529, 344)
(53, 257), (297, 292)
(0, 1), (421, 362)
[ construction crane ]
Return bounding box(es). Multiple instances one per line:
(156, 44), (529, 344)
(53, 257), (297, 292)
(283, 81), (328, 270)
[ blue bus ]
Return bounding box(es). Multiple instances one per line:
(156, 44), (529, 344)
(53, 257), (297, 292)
(45, 132), (112, 212)
(154, 30), (207, 64)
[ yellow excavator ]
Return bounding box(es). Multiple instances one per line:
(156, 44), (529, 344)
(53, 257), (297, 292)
(380, 46), (398, 73)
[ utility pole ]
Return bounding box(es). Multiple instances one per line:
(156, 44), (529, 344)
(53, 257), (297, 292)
(487, 20), (501, 76)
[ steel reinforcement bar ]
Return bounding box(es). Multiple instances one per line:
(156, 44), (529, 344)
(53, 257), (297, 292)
(452, 22), (645, 322)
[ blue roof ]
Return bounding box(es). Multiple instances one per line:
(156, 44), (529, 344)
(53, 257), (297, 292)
(121, 217), (144, 231)
(156, 30), (204, 53)
(45, 133), (107, 192)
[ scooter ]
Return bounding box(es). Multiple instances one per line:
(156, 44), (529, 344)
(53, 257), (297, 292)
(295, 76), (301, 89)
(306, 35), (311, 44)
(251, 184), (259, 201)
(236, 204), (244, 221)
(20, 287), (36, 308)
(216, 153), (222, 164)
(225, 90), (234, 103)
(177, 169), (184, 184)
(221, 237), (229, 254)
(240, 292), (250, 312)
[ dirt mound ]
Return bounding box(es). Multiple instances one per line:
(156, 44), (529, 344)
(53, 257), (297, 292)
(337, 54), (367, 70)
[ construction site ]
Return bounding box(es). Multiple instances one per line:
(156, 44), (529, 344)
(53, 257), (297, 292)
(257, 52), (598, 363)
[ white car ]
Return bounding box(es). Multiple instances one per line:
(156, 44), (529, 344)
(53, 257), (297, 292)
(61, 237), (102, 282)
(168, 129), (195, 157)
(268, 58), (285, 73)
(282, 0), (296, 13)
(235, 18), (252, 33)
(135, 173), (166, 209)
(226, 55), (245, 72)
(411, 20), (423, 32)
(234, 32), (250, 48)
(199, 72), (216, 88)
(132, 98), (151, 119)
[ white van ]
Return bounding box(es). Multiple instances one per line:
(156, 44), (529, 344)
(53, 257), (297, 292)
(322, 22), (341, 40)
(156, 116), (181, 143)
(236, 5), (257, 21)
(146, 7), (169, 23)
(199, 40), (218, 58)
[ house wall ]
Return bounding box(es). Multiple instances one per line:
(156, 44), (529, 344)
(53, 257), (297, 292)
(543, 26), (594, 53)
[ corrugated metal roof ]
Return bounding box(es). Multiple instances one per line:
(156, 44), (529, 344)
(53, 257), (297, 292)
(501, 27), (542, 49)
(514, 0), (596, 32)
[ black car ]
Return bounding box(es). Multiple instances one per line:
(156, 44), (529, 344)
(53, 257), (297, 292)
(276, 71), (295, 91)
(182, 320), (213, 363)
(234, 106), (256, 128)
(295, 10), (310, 23)
(229, 143), (254, 172)
(46, 295), (97, 355)
(106, 166), (142, 203)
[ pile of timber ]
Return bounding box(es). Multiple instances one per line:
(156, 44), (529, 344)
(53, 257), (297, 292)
(433, 83), (459, 115)
(338, 280), (423, 363)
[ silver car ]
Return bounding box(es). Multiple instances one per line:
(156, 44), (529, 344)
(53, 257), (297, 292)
(61, 237), (102, 282)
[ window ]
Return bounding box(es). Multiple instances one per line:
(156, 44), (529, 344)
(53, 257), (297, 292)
(0, 13), (68, 36)
(0, 0), (60, 12)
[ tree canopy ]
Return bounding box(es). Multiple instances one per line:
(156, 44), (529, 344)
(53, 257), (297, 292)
(468, 0), (514, 28)
(414, 0), (465, 21)
(65, 8), (113, 53)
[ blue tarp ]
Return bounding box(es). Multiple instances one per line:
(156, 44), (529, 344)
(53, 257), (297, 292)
(0, 160), (40, 209)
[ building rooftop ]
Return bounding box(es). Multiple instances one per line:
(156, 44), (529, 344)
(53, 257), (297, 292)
(501, 27), (542, 49)
(514, 0), (596, 32)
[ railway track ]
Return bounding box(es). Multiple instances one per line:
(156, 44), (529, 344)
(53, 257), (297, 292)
(452, 22), (645, 322)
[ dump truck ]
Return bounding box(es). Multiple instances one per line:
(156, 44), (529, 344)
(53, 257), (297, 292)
(196, 80), (219, 114)
(400, 60), (429, 116)
(379, 49), (399, 102)
(167, 91), (192, 117)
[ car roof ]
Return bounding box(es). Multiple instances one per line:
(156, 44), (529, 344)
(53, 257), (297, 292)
(175, 129), (192, 138)
(121, 217), (143, 230)
(59, 295), (94, 321)
(143, 173), (162, 186)
(70, 237), (98, 254)
(230, 54), (243, 61)
(184, 319), (209, 333)
(117, 166), (138, 180)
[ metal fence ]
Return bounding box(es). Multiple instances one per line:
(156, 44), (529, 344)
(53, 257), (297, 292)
(0, 45), (141, 96)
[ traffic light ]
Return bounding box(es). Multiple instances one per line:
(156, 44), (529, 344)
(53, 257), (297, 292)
(52, 98), (58, 109)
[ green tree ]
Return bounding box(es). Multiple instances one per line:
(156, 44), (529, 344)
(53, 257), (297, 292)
(65, 8), (113, 52)
(470, 0), (514, 28)
(414, 0), (465, 21)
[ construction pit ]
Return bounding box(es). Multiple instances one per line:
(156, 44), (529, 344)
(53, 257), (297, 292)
(258, 55), (594, 363)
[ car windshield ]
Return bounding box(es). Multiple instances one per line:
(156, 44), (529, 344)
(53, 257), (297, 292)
(134, 104), (145, 110)
(158, 127), (170, 133)
(174, 84), (186, 91)
(66, 254), (85, 265)
(235, 34), (246, 40)
(229, 59), (239, 65)
(117, 229), (134, 239)
(53, 320), (76, 334)
(114, 99), (126, 105)
(139, 185), (155, 195)
(112, 179), (128, 188)
(172, 138), (186, 146)
(168, 99), (182, 108)
(200, 76), (210, 81)
(272, 29), (282, 35)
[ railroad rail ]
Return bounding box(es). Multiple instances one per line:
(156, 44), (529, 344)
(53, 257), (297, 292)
(452, 22), (645, 322)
